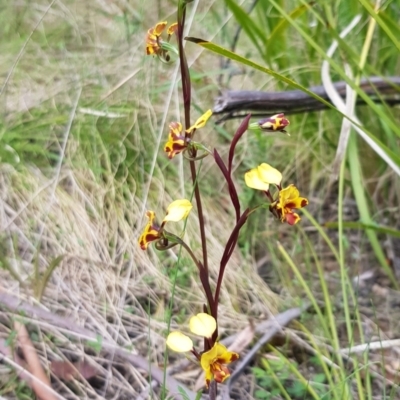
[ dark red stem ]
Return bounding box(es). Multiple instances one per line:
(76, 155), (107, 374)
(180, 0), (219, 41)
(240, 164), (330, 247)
(213, 209), (250, 332)
(177, 3), (209, 281)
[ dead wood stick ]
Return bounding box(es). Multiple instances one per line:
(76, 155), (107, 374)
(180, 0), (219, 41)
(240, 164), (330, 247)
(213, 77), (400, 118)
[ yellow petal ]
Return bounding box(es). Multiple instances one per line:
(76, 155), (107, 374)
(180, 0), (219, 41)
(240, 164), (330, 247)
(153, 21), (167, 36)
(200, 342), (239, 387)
(280, 184), (299, 201)
(163, 199), (193, 222)
(167, 22), (178, 36)
(200, 342), (219, 371)
(244, 168), (270, 191)
(257, 163), (282, 186)
(138, 211), (160, 250)
(187, 110), (213, 133)
(166, 331), (193, 352)
(204, 368), (213, 388)
(193, 110), (212, 129)
(189, 313), (216, 338)
(213, 343), (239, 364)
(259, 113), (290, 131)
(164, 122), (186, 159)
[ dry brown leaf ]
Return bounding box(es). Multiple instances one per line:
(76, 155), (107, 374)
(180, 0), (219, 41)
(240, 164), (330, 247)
(229, 323), (255, 354)
(50, 360), (98, 381)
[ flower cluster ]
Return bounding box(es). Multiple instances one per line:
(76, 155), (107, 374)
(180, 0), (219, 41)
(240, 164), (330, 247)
(139, 199), (192, 250)
(245, 163), (308, 225)
(146, 21), (178, 61)
(164, 110), (213, 159)
(142, 13), (310, 393)
(167, 313), (239, 388)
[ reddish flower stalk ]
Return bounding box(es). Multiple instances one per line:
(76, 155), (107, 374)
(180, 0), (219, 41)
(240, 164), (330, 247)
(177, 0), (209, 279)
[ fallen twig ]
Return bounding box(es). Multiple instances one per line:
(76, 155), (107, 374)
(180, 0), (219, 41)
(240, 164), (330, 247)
(14, 321), (57, 400)
(340, 339), (400, 356)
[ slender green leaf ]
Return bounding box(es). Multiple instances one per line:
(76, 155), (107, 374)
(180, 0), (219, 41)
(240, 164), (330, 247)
(186, 37), (400, 172)
(380, 9), (400, 36)
(224, 0), (264, 55)
(324, 221), (400, 238)
(35, 255), (65, 301)
(357, 0), (400, 52)
(178, 386), (191, 400)
(186, 37), (338, 108)
(267, 3), (311, 49)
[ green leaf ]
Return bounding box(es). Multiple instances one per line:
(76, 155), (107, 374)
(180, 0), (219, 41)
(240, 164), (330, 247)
(178, 386), (191, 400)
(86, 334), (103, 353)
(313, 373), (327, 384)
(357, 0), (400, 52)
(380, 9), (400, 37)
(35, 254), (65, 301)
(267, 3), (311, 51)
(224, 0), (264, 55)
(195, 389), (203, 400)
(324, 221), (400, 238)
(186, 36), (335, 109)
(186, 36), (400, 161)
(255, 389), (271, 399)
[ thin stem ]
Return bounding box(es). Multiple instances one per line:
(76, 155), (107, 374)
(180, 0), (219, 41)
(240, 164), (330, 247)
(209, 381), (217, 400)
(189, 159), (209, 274)
(175, 236), (214, 312)
(177, 2), (191, 127)
(177, 0), (209, 275)
(176, 237), (202, 270)
(213, 209), (249, 320)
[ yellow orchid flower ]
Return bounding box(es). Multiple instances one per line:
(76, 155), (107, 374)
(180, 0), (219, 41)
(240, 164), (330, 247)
(189, 313), (217, 337)
(164, 122), (186, 159)
(146, 21), (178, 59)
(259, 113), (290, 132)
(164, 110), (212, 159)
(138, 211), (160, 250)
(186, 109), (213, 134)
(270, 184), (308, 225)
(166, 313), (239, 388)
(138, 199), (192, 250)
(145, 22), (167, 56)
(200, 342), (239, 387)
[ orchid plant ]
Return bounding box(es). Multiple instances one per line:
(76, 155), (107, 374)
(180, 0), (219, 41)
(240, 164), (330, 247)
(140, 1), (308, 397)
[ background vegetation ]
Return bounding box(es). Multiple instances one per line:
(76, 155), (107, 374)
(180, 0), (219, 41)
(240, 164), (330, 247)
(0, 0), (399, 399)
